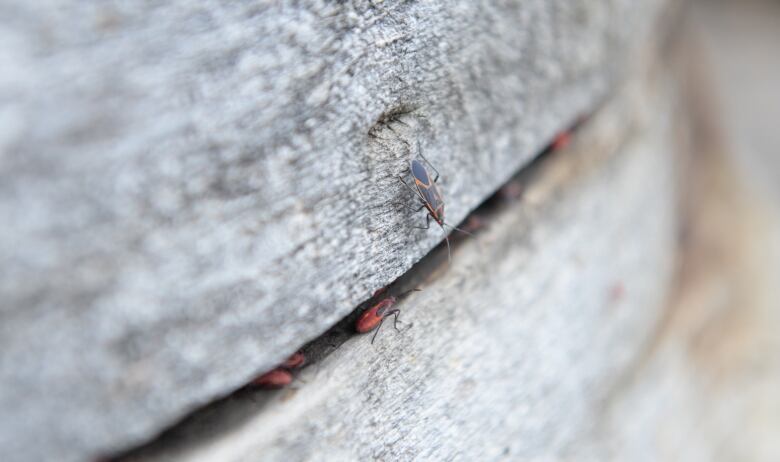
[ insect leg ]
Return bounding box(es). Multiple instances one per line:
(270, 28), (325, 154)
(413, 214), (431, 230)
(370, 316), (387, 344)
(394, 202), (426, 213)
(387, 309), (402, 332)
(417, 141), (440, 183)
(397, 175), (428, 207)
(397, 175), (420, 196)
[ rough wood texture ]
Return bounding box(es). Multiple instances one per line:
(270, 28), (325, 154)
(120, 67), (680, 461)
(0, 1), (668, 461)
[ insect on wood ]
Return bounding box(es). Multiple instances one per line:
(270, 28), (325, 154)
(397, 144), (473, 261)
(356, 288), (419, 344)
(250, 368), (293, 389)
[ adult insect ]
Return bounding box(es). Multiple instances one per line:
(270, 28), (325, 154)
(356, 289), (419, 344)
(397, 148), (473, 261)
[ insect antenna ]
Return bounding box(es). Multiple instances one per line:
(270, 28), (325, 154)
(439, 221), (477, 263)
(398, 288), (422, 298)
(443, 222), (475, 237)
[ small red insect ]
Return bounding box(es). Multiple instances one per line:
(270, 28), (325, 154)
(281, 352), (305, 369)
(356, 289), (419, 344)
(250, 351), (305, 390)
(551, 130), (572, 151)
(250, 368), (293, 389)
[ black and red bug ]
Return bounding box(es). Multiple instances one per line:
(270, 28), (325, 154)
(397, 146), (473, 261)
(356, 289), (419, 344)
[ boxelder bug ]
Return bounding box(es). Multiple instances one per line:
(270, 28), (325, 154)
(356, 289), (419, 344)
(551, 130), (572, 151)
(251, 368), (293, 389)
(397, 145), (473, 261)
(250, 351), (305, 389)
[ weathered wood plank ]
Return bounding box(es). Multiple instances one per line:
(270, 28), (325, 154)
(123, 68), (680, 461)
(0, 1), (668, 460)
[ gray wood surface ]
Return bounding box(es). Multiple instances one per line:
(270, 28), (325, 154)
(125, 68), (680, 462)
(0, 1), (668, 461)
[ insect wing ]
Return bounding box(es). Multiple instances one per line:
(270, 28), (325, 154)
(410, 160), (441, 205)
(410, 159), (431, 186)
(418, 181), (444, 220)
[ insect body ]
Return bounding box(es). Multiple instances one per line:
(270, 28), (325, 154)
(356, 288), (419, 344)
(251, 368), (293, 389)
(398, 149), (473, 261)
(250, 351), (305, 389)
(356, 297), (400, 344)
(410, 159), (445, 227)
(551, 130), (572, 151)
